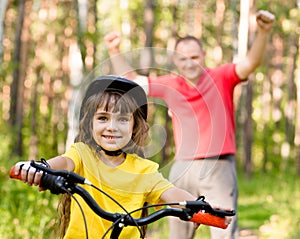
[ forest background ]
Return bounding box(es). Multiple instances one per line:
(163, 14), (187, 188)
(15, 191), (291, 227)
(0, 0), (299, 238)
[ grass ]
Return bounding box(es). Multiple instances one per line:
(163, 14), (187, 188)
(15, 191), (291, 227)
(146, 169), (300, 239)
(238, 170), (300, 239)
(1, 159), (300, 238)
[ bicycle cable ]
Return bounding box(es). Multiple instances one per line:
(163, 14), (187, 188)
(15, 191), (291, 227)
(124, 202), (181, 218)
(101, 217), (124, 239)
(61, 187), (89, 239)
(90, 184), (144, 238)
(101, 201), (182, 239)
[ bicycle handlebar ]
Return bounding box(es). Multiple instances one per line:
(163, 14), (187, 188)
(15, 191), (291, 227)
(10, 160), (235, 231)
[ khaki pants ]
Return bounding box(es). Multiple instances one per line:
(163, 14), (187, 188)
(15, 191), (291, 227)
(168, 156), (238, 239)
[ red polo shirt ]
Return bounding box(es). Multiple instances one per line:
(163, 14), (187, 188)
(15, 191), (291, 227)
(148, 63), (241, 160)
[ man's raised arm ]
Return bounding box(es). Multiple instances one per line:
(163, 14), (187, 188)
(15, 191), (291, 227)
(104, 31), (149, 93)
(235, 10), (275, 80)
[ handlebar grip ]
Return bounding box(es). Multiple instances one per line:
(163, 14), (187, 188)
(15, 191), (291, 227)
(9, 165), (64, 195)
(9, 166), (23, 181)
(190, 211), (229, 229)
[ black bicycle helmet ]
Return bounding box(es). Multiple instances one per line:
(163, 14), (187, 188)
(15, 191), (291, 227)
(79, 75), (148, 121)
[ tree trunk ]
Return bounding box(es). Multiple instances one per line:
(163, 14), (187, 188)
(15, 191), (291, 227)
(10, 0), (32, 156)
(237, 0), (253, 178)
(243, 77), (254, 178)
(139, 0), (155, 76)
(215, 0), (225, 51)
(295, 36), (300, 176)
(9, 0), (25, 126)
(285, 34), (297, 145)
(234, 0), (249, 155)
(0, 0), (8, 62)
(161, 0), (179, 164)
(76, 0), (88, 71)
(281, 34), (298, 170)
(66, 43), (84, 149)
(66, 0), (87, 149)
(29, 71), (39, 160)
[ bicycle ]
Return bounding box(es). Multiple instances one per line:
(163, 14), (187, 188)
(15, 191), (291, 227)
(10, 160), (235, 239)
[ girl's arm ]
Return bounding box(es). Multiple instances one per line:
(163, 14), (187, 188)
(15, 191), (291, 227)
(13, 156), (75, 187)
(160, 187), (196, 204)
(47, 156), (75, 171)
(160, 187), (200, 229)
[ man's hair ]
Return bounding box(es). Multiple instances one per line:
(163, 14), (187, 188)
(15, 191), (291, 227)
(174, 35), (203, 50)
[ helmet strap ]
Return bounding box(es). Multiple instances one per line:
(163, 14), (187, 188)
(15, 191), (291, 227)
(101, 148), (123, 156)
(96, 145), (123, 157)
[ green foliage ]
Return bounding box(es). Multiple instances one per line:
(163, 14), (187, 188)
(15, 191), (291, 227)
(0, 123), (59, 238)
(1, 0), (300, 238)
(146, 169), (300, 239)
(1, 156), (299, 238)
(0, 179), (58, 239)
(238, 170), (300, 239)
(0, 153), (58, 238)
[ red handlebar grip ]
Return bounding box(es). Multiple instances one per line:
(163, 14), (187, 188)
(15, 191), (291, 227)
(190, 211), (228, 229)
(9, 166), (22, 180)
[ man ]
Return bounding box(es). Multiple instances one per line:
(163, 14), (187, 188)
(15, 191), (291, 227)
(104, 10), (275, 239)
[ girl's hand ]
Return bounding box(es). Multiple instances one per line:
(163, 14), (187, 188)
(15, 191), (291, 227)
(13, 161), (43, 187)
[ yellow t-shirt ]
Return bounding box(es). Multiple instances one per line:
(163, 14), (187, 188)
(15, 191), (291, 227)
(62, 142), (173, 239)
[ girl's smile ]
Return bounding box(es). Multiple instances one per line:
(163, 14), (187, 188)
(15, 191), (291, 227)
(102, 135), (122, 144)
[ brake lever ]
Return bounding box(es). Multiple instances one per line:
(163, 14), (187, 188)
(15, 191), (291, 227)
(30, 160), (58, 174)
(181, 196), (235, 217)
(210, 208), (236, 217)
(197, 196), (235, 217)
(30, 160), (91, 185)
(181, 196), (212, 213)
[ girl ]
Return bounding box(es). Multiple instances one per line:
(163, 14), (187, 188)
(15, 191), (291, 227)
(13, 76), (199, 238)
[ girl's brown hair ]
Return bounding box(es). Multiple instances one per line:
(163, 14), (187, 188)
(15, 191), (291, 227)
(76, 90), (149, 156)
(57, 90), (149, 238)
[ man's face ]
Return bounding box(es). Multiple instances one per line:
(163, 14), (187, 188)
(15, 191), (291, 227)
(173, 40), (206, 84)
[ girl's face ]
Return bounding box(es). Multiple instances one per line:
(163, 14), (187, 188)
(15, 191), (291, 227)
(92, 106), (134, 152)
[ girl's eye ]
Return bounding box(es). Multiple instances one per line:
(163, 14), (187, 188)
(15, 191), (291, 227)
(118, 116), (131, 122)
(97, 116), (108, 121)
